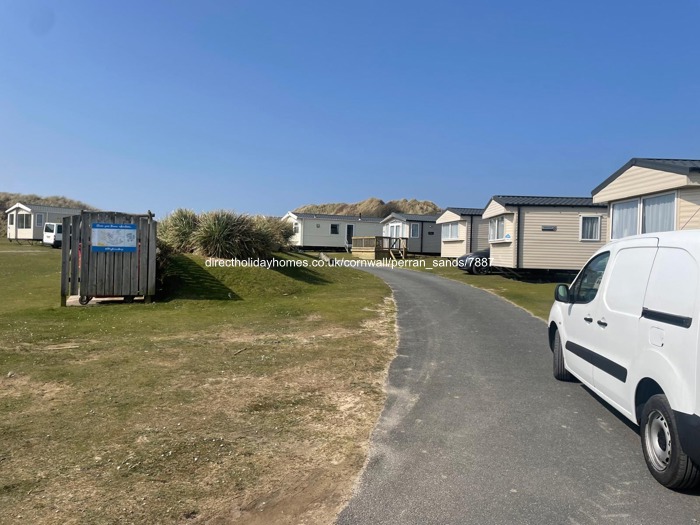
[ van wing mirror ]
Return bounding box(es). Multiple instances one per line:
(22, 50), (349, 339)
(554, 284), (572, 303)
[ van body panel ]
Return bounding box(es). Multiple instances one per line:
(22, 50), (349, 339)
(631, 350), (695, 415)
(641, 246), (699, 416)
(593, 245), (657, 410)
(559, 307), (594, 384)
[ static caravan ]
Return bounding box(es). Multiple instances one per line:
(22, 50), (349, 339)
(381, 213), (441, 255)
(282, 212), (383, 250)
(5, 202), (83, 243)
(592, 158), (700, 240)
(436, 207), (488, 258)
(482, 196), (608, 271)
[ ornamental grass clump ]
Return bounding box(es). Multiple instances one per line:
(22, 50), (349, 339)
(252, 216), (294, 252)
(193, 210), (267, 260)
(159, 208), (199, 253)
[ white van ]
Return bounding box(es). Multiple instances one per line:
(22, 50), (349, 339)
(548, 231), (700, 489)
(43, 222), (63, 248)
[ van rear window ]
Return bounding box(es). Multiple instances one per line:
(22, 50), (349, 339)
(44, 224), (54, 233)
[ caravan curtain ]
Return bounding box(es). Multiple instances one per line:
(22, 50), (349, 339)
(611, 200), (639, 239)
(642, 193), (674, 234)
(581, 216), (600, 240)
(442, 222), (459, 240)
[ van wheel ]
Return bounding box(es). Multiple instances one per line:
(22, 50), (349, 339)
(552, 330), (573, 381)
(640, 394), (700, 489)
(78, 296), (92, 306)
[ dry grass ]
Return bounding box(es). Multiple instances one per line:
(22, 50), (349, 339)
(0, 244), (396, 524)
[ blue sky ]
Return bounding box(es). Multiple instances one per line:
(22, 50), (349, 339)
(2, 1), (700, 219)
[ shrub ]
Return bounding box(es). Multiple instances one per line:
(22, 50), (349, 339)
(252, 216), (294, 252)
(159, 208), (199, 253)
(193, 210), (271, 260)
(155, 238), (176, 294)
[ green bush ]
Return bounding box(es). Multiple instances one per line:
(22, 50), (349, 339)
(159, 208), (199, 253)
(155, 238), (176, 294)
(193, 210), (270, 260)
(160, 209), (291, 261)
(252, 216), (294, 252)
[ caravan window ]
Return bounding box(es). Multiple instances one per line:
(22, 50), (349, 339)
(642, 193), (675, 234)
(17, 214), (31, 229)
(580, 216), (601, 241)
(489, 217), (505, 241)
(611, 199), (639, 239)
(442, 222), (459, 240)
(35, 213), (44, 227)
(8, 214), (13, 226)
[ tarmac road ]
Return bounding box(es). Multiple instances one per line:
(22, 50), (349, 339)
(337, 268), (700, 525)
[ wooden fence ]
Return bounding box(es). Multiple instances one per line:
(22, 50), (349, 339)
(60, 212), (157, 306)
(351, 236), (408, 259)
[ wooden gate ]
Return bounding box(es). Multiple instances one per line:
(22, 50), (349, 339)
(60, 211), (157, 306)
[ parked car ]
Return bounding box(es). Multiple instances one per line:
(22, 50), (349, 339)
(548, 231), (700, 489)
(43, 222), (63, 248)
(457, 249), (491, 274)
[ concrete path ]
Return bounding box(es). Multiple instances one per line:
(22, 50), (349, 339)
(337, 269), (700, 525)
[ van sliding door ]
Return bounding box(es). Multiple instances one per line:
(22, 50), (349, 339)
(596, 242), (658, 416)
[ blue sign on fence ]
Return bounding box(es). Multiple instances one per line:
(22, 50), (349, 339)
(91, 223), (138, 252)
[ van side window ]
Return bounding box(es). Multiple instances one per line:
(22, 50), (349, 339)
(57, 224), (62, 234)
(570, 252), (610, 304)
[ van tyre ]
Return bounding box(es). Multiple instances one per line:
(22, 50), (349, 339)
(552, 330), (573, 381)
(640, 394), (700, 489)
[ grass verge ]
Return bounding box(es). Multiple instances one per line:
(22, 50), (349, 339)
(0, 240), (395, 524)
(411, 257), (561, 320)
(321, 250), (562, 321)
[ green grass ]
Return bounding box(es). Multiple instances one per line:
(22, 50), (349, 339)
(0, 240), (395, 524)
(412, 256), (561, 320)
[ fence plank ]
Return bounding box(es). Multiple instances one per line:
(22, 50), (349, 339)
(70, 215), (80, 295)
(113, 215), (125, 295)
(138, 217), (148, 295)
(130, 217), (141, 295)
(95, 213), (108, 297)
(147, 217), (157, 298)
(80, 213), (91, 298)
(60, 216), (71, 306)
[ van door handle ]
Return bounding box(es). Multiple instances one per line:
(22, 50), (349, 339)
(584, 316), (593, 323)
(597, 320), (608, 327)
